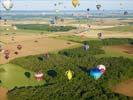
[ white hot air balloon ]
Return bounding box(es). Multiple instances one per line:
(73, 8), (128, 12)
(2, 0), (13, 11)
(97, 65), (106, 73)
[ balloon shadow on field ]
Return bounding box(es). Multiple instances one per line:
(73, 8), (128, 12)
(78, 66), (91, 74)
(47, 70), (57, 78)
(38, 57), (43, 61)
(130, 41), (133, 45)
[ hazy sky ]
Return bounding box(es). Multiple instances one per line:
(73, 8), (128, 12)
(1, 0), (133, 11)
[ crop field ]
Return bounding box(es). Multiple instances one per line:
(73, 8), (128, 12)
(0, 17), (133, 100)
(3, 38), (132, 100)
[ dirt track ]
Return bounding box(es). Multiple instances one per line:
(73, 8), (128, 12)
(107, 45), (133, 54)
(0, 88), (8, 100)
(113, 79), (133, 97)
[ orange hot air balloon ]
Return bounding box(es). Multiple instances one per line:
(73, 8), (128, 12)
(72, 0), (79, 8)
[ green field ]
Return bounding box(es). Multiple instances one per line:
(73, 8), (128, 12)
(15, 24), (76, 32)
(96, 46), (133, 59)
(7, 38), (133, 100)
(128, 22), (133, 25)
(0, 24), (76, 35)
(102, 25), (133, 32)
(0, 64), (45, 89)
(52, 35), (93, 42)
(70, 19), (96, 24)
(0, 26), (51, 35)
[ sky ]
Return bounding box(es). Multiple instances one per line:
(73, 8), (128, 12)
(0, 0), (133, 11)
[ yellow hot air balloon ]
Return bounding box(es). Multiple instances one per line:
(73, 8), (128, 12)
(72, 0), (79, 8)
(65, 70), (74, 80)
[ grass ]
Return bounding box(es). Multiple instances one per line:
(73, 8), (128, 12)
(69, 19), (96, 24)
(0, 26), (51, 35)
(52, 35), (97, 43)
(0, 64), (45, 90)
(102, 25), (133, 32)
(96, 46), (133, 59)
(3, 38), (133, 99)
(128, 22), (133, 25)
(15, 24), (76, 32)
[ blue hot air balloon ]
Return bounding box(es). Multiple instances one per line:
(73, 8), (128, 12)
(90, 68), (103, 80)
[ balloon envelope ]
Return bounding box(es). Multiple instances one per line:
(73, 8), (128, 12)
(66, 70), (73, 80)
(87, 8), (90, 11)
(90, 68), (103, 80)
(72, 0), (79, 8)
(96, 4), (101, 10)
(2, 0), (13, 11)
(97, 65), (106, 73)
(124, 11), (128, 15)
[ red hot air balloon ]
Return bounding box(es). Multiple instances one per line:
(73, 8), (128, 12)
(17, 45), (22, 50)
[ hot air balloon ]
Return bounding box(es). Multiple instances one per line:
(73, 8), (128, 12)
(5, 55), (9, 59)
(54, 3), (57, 6)
(4, 49), (10, 55)
(50, 19), (55, 24)
(97, 65), (106, 74)
(87, 8), (90, 12)
(72, 0), (79, 8)
(90, 68), (103, 80)
(4, 50), (10, 59)
(83, 43), (89, 51)
(14, 51), (18, 55)
(65, 70), (74, 80)
(2, 0), (13, 11)
(78, 3), (80, 6)
(17, 45), (22, 50)
(44, 53), (49, 59)
(97, 33), (103, 39)
(35, 71), (44, 81)
(55, 9), (60, 13)
(124, 11), (128, 15)
(96, 4), (101, 10)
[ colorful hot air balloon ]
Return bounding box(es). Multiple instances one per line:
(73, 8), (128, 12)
(96, 4), (101, 10)
(65, 70), (74, 80)
(90, 68), (103, 80)
(97, 65), (106, 74)
(72, 0), (79, 8)
(2, 0), (13, 11)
